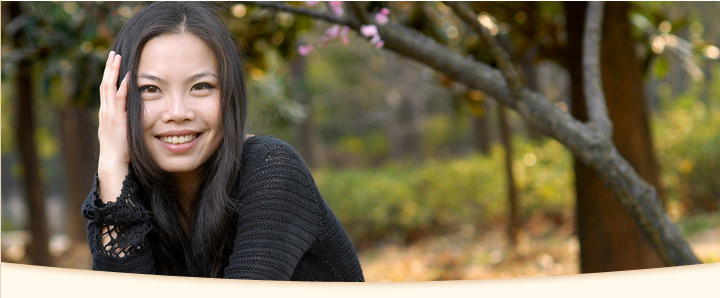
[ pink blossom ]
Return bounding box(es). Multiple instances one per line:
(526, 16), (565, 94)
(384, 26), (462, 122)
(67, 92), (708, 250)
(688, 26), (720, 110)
(370, 34), (381, 46)
(298, 45), (310, 56)
(332, 6), (343, 16)
(375, 13), (388, 25)
(340, 26), (350, 45)
(298, 44), (314, 56)
(380, 8), (390, 15)
(375, 40), (384, 48)
(326, 25), (340, 39)
(360, 25), (378, 37)
(305, 1), (319, 6)
(329, 1), (343, 16)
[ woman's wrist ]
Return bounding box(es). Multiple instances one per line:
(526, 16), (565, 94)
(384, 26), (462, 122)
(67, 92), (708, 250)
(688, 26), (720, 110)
(97, 160), (129, 203)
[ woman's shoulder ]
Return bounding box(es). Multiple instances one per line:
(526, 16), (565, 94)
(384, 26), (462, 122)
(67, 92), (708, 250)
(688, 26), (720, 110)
(243, 134), (289, 149)
(236, 134), (321, 211)
(242, 134), (298, 159)
(240, 134), (309, 175)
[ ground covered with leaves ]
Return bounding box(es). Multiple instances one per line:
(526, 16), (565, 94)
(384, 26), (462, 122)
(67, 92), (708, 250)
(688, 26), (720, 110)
(358, 212), (720, 281)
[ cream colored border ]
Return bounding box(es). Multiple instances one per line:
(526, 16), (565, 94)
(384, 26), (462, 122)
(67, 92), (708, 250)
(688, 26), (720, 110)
(2, 262), (718, 297)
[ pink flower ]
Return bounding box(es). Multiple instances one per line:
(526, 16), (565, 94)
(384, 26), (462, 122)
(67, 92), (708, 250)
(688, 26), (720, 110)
(360, 25), (378, 37)
(329, 1), (343, 16)
(332, 6), (343, 16)
(375, 13), (388, 25)
(375, 40), (384, 48)
(370, 34), (381, 45)
(305, 1), (319, 6)
(298, 44), (314, 56)
(339, 27), (350, 45)
(380, 8), (390, 15)
(326, 25), (340, 39)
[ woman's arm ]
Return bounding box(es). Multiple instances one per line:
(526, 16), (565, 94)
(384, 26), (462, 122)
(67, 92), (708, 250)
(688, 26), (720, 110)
(97, 51), (131, 205)
(81, 51), (156, 274)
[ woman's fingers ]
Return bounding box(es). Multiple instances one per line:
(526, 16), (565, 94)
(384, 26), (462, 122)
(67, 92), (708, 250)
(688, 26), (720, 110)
(100, 51), (117, 110)
(107, 54), (122, 96)
(101, 52), (123, 114)
(116, 72), (130, 109)
(99, 51), (113, 110)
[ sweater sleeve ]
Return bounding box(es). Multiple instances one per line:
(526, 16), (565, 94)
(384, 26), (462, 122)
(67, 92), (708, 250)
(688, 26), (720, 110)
(223, 138), (322, 280)
(82, 171), (156, 274)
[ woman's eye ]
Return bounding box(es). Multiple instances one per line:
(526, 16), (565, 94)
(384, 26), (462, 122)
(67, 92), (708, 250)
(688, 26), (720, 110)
(191, 83), (214, 91)
(140, 85), (160, 93)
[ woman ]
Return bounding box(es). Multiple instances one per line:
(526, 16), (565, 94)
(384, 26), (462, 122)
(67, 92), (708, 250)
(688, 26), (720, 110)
(82, 2), (364, 281)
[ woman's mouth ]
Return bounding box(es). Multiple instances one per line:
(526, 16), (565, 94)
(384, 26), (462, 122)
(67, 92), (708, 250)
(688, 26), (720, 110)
(159, 134), (199, 145)
(155, 131), (202, 154)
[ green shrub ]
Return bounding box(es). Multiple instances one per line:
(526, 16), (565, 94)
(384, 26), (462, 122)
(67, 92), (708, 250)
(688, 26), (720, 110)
(314, 137), (573, 245)
(654, 96), (720, 213)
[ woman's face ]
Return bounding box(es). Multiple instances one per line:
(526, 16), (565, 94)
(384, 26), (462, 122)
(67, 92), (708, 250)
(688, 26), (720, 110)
(137, 33), (223, 177)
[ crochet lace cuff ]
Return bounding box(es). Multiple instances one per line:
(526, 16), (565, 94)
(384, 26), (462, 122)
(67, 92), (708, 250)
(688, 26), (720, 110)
(82, 171), (153, 258)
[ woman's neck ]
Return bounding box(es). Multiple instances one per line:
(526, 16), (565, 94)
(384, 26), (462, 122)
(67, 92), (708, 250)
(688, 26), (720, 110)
(173, 169), (203, 219)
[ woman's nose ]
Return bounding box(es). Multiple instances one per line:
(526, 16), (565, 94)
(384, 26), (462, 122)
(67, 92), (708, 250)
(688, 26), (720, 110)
(162, 94), (195, 123)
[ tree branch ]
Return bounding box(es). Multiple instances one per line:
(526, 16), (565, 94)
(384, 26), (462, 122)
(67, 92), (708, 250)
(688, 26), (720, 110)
(583, 2), (613, 138)
(348, 1), (371, 25)
(239, 1), (354, 27)
(443, 1), (523, 98)
(241, 1), (700, 266)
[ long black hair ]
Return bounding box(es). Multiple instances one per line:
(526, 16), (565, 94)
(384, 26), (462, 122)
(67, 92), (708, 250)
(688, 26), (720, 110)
(111, 2), (247, 277)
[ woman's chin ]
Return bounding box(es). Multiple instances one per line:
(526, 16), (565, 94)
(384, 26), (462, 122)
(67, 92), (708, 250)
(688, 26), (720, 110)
(156, 159), (203, 176)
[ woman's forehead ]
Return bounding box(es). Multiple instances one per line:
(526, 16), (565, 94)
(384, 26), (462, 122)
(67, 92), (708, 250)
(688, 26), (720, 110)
(137, 33), (219, 79)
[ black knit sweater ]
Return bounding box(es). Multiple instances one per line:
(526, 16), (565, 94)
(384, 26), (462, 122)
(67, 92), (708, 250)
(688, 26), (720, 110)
(82, 135), (364, 281)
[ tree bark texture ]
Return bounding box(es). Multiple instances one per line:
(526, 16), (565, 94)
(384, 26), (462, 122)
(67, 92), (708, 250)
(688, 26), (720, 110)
(9, 1), (52, 266)
(565, 2), (666, 272)
(471, 112), (491, 155)
(243, 1), (700, 266)
(59, 106), (98, 245)
(289, 55), (322, 168)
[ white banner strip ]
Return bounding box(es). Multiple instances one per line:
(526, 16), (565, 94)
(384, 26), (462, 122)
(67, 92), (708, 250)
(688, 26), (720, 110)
(2, 262), (718, 298)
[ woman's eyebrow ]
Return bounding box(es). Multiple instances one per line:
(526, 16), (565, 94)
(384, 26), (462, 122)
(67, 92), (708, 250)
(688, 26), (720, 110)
(138, 73), (167, 84)
(186, 72), (218, 84)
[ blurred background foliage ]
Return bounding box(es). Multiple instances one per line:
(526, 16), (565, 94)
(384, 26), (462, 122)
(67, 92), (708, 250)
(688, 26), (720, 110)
(2, 1), (719, 280)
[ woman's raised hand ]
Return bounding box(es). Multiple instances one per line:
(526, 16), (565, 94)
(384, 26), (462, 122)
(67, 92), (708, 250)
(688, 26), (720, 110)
(97, 51), (131, 203)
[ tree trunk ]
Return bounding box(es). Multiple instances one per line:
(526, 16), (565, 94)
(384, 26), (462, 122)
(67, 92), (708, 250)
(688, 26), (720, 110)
(469, 95), (492, 155)
(471, 115), (491, 155)
(565, 1), (666, 273)
(289, 55), (321, 168)
(59, 106), (98, 245)
(9, 1), (52, 266)
(498, 105), (520, 247)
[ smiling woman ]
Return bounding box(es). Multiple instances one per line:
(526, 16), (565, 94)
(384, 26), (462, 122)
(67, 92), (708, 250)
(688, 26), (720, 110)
(82, 2), (364, 281)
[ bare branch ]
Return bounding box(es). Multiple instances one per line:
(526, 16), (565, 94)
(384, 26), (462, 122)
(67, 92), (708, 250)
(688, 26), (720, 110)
(583, 2), (613, 138)
(348, 2), (371, 25)
(239, 1), (354, 27)
(443, 1), (523, 98)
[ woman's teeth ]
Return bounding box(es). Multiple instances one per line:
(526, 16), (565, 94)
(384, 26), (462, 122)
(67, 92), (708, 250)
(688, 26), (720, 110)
(160, 134), (197, 144)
